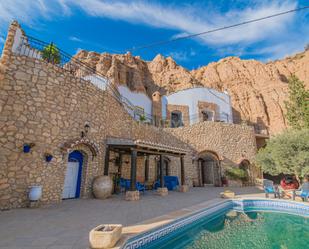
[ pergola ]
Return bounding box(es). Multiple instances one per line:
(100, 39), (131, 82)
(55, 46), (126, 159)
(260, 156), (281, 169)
(103, 138), (188, 194)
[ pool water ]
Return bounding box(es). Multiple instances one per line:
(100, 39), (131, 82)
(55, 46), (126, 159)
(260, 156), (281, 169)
(143, 211), (309, 249)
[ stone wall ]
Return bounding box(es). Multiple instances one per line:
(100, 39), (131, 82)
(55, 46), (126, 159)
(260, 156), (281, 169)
(0, 22), (259, 209)
(0, 22), (191, 209)
(165, 121), (260, 183)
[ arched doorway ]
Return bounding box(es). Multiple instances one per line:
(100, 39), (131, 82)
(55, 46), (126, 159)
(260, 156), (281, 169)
(62, 150), (84, 199)
(199, 151), (221, 186)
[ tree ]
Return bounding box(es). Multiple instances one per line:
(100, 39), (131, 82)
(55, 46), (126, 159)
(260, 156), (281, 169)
(284, 75), (309, 129)
(41, 43), (61, 64)
(305, 43), (309, 51)
(255, 129), (309, 179)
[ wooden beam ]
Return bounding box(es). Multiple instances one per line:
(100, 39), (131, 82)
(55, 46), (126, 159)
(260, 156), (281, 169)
(160, 155), (164, 188)
(118, 152), (123, 176)
(144, 155), (149, 182)
(103, 146), (110, 176)
(180, 156), (185, 185)
(130, 149), (137, 191)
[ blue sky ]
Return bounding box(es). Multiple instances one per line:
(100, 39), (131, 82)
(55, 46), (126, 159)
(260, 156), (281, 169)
(0, 0), (308, 69)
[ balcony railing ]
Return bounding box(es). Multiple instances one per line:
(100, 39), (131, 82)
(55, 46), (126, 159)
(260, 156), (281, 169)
(15, 35), (121, 100)
(13, 33), (269, 135)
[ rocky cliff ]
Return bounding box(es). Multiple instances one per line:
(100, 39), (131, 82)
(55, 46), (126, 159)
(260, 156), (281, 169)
(73, 49), (309, 135)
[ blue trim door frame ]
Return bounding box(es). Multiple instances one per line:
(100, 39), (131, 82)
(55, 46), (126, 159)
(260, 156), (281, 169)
(68, 150), (83, 198)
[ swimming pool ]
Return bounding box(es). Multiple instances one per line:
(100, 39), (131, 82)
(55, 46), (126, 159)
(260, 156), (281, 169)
(122, 199), (309, 249)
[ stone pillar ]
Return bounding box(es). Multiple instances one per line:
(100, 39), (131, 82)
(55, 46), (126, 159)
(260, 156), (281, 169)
(126, 149), (139, 201)
(152, 91), (162, 126)
(1, 21), (20, 66)
(103, 146), (110, 176)
(157, 154), (168, 196)
(179, 156), (189, 192)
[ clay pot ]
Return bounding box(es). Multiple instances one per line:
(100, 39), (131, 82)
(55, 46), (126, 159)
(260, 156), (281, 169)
(93, 176), (113, 199)
(29, 186), (42, 201)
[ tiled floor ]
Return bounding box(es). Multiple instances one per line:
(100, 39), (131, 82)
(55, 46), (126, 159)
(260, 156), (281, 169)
(0, 187), (264, 249)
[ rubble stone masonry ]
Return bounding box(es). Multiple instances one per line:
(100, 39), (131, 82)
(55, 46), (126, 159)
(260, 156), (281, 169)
(0, 22), (259, 209)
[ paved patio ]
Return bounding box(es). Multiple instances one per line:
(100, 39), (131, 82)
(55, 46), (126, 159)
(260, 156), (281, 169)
(0, 187), (264, 249)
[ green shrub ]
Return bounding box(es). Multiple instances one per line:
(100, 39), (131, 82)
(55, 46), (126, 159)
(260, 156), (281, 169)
(255, 129), (309, 179)
(225, 167), (248, 181)
(41, 43), (61, 64)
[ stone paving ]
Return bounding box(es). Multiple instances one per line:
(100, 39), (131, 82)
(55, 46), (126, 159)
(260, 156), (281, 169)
(0, 187), (264, 249)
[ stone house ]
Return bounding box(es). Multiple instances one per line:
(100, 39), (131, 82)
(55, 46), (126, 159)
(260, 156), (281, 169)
(0, 22), (265, 209)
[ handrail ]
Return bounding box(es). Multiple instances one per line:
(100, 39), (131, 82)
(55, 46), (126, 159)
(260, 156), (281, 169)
(13, 33), (269, 134)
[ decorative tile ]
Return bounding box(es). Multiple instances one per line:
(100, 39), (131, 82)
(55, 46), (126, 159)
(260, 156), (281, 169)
(122, 199), (309, 249)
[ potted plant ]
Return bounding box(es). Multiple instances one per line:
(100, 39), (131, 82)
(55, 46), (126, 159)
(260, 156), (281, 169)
(23, 143), (35, 153)
(139, 115), (146, 122)
(44, 153), (53, 162)
(225, 167), (248, 187)
(41, 43), (61, 64)
(89, 224), (122, 249)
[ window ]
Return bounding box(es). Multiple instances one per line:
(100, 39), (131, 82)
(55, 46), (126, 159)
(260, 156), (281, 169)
(202, 109), (215, 122)
(171, 111), (183, 127)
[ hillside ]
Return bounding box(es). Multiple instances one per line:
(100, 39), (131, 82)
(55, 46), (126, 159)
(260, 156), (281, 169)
(73, 49), (309, 135)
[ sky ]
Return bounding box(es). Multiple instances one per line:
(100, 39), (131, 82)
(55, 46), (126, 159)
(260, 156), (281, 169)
(0, 0), (308, 69)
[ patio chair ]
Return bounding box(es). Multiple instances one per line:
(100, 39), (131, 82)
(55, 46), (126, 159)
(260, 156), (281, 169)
(120, 178), (130, 192)
(136, 182), (146, 193)
(164, 176), (179, 191)
(293, 182), (309, 202)
(153, 176), (180, 191)
(263, 179), (279, 198)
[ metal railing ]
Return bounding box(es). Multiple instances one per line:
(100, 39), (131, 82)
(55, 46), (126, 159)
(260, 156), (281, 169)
(14, 34), (269, 135)
(15, 35), (121, 100)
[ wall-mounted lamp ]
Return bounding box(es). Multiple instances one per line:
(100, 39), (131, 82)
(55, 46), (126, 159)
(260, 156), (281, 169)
(23, 143), (35, 153)
(81, 123), (90, 138)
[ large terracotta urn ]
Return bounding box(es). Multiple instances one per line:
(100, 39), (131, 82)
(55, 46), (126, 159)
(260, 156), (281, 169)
(93, 176), (113, 199)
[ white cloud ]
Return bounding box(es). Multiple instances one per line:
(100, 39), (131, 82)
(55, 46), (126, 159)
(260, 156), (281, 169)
(69, 36), (83, 42)
(0, 37), (4, 44)
(0, 0), (306, 62)
(62, 0), (297, 46)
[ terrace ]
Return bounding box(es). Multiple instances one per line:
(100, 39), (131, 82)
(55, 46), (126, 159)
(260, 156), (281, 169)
(0, 186), (264, 249)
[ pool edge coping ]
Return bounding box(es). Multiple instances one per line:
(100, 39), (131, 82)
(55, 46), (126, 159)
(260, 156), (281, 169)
(114, 197), (309, 249)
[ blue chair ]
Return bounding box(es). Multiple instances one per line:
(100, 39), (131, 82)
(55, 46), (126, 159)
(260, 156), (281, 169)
(120, 178), (130, 192)
(293, 182), (309, 201)
(136, 182), (146, 193)
(153, 176), (180, 191)
(153, 180), (160, 190)
(164, 176), (179, 191)
(263, 179), (279, 198)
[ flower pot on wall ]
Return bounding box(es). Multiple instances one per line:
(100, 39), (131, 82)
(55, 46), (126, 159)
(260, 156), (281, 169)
(29, 186), (42, 201)
(23, 143), (35, 153)
(45, 154), (53, 162)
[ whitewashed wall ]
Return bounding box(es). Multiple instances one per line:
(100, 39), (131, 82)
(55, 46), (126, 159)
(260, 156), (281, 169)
(165, 87), (233, 124)
(118, 85), (152, 116)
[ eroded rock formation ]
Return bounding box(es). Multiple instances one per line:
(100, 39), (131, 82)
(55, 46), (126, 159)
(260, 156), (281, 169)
(73, 49), (309, 135)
